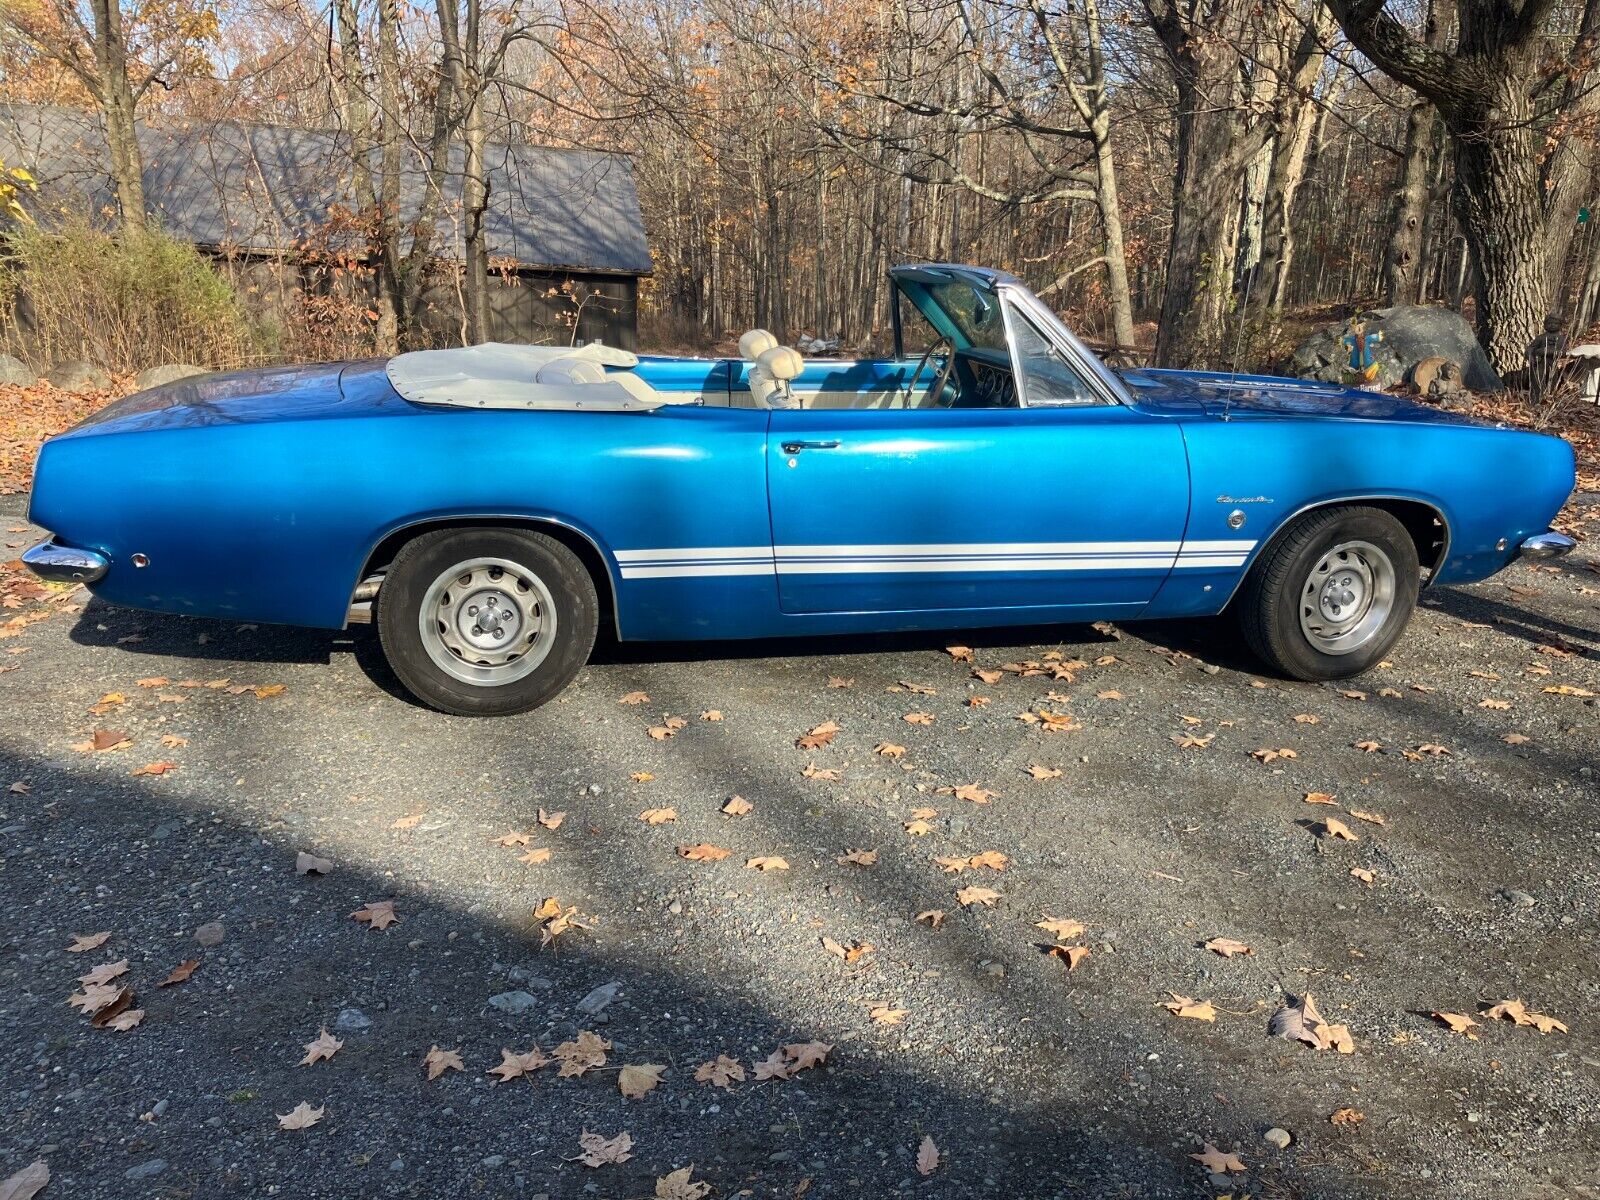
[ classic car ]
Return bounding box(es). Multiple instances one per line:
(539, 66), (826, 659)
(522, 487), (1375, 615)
(24, 264), (1577, 716)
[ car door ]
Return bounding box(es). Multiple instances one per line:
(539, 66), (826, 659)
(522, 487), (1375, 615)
(766, 404), (1190, 615)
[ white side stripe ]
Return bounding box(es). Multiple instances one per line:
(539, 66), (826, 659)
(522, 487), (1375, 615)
(616, 540), (1257, 579)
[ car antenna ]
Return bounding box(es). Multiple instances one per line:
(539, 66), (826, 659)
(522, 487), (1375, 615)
(1222, 253), (1261, 423)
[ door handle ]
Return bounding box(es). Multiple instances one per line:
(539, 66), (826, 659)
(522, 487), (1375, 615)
(781, 439), (840, 453)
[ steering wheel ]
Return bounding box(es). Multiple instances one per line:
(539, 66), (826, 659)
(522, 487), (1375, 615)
(905, 336), (953, 408)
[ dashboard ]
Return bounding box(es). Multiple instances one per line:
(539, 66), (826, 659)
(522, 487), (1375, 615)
(969, 359), (1016, 407)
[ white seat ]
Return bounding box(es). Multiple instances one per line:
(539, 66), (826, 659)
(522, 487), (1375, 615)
(750, 345), (804, 409)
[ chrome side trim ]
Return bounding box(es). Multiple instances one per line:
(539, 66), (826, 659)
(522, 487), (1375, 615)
(1518, 531), (1576, 559)
(21, 539), (109, 584)
(1211, 495), (1453, 610)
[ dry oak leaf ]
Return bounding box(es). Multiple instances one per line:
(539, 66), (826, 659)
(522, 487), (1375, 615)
(796, 721), (841, 750)
(7, 781), (27, 795)
(868, 1003), (909, 1026)
(1204, 937), (1253, 958)
(915, 909), (946, 928)
(677, 843), (731, 862)
(1484, 998), (1568, 1034)
(948, 783), (997, 805)
(618, 691), (650, 705)
(1027, 764), (1064, 780)
(700, 710), (723, 721)
(135, 676), (169, 688)
(70, 983), (130, 1020)
(648, 716), (689, 740)
(656, 1165), (712, 1200)
(538, 808), (566, 829)
(130, 761), (177, 777)
(955, 885), (1001, 908)
(1291, 713), (1321, 724)
(639, 807), (678, 825)
(351, 900), (400, 930)
(837, 848), (878, 866)
(722, 795), (753, 816)
(904, 711), (935, 725)
(1035, 917), (1086, 941)
(1353, 739), (1383, 752)
(73, 729), (131, 753)
(619, 1063), (667, 1099)
(1046, 944), (1091, 970)
(933, 855), (971, 874)
(77, 959), (129, 987)
(1431, 1011), (1480, 1039)
(1172, 733), (1213, 749)
(916, 1135), (940, 1176)
(1251, 747), (1298, 763)
(1269, 992), (1354, 1053)
(694, 1054), (745, 1089)
(827, 675), (854, 688)
(554, 1031), (611, 1077)
(1350, 867), (1376, 884)
(1303, 792), (1338, 806)
(874, 741), (907, 760)
(493, 830), (532, 847)
(967, 850), (1010, 871)
(488, 1046), (551, 1082)
(296, 851), (334, 875)
(1503, 732), (1532, 745)
(801, 763), (841, 781)
(102, 1007), (144, 1032)
(159, 734), (187, 748)
(973, 667), (1005, 685)
(300, 1028), (344, 1065)
(1096, 690), (1125, 701)
(904, 818), (935, 837)
(67, 931), (110, 953)
(158, 959), (199, 987)
(1330, 1107), (1365, 1127)
(1545, 684), (1597, 697)
(518, 848), (553, 866)
(946, 645), (974, 662)
(1348, 809), (1386, 826)
(254, 684), (286, 699)
(1190, 1144), (1246, 1174)
(1161, 992), (1217, 1022)
(1320, 817), (1359, 842)
(0, 1159), (49, 1200)
(1479, 698), (1512, 710)
(820, 936), (874, 964)
(423, 1045), (464, 1080)
(576, 1130), (633, 1167)
(276, 1102), (324, 1131)
(745, 856), (790, 871)
(783, 1041), (832, 1072)
(537, 901), (591, 947)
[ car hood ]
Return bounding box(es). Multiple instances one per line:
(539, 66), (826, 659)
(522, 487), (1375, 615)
(1121, 367), (1487, 426)
(57, 360), (408, 438)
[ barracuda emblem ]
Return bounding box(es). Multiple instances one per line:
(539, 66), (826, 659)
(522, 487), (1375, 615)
(1216, 495), (1274, 504)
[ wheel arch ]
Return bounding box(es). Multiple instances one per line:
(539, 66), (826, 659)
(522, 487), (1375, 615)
(1221, 495), (1450, 612)
(349, 515), (620, 637)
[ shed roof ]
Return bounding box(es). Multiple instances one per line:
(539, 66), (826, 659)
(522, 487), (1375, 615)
(0, 103), (653, 277)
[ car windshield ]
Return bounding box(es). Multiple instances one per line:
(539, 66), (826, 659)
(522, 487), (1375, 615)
(924, 280), (1008, 351)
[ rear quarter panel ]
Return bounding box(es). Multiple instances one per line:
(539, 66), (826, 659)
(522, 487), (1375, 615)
(1145, 415), (1576, 618)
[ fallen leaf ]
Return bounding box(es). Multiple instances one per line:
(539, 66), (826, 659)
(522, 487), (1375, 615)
(554, 1031), (611, 1076)
(391, 812), (424, 830)
(159, 734), (187, 748)
(1485, 998), (1567, 1034)
(827, 675), (854, 688)
(576, 1130), (633, 1167)
(782, 1041), (832, 1071)
(722, 796), (752, 816)
(422, 1045), (464, 1080)
(1161, 992), (1217, 1021)
(837, 848), (877, 866)
(518, 847), (553, 866)
(77, 959), (129, 987)
(972, 667), (1004, 684)
(1320, 817), (1359, 842)
(1189, 1143), (1245, 1174)
(1349, 867), (1375, 884)
(1544, 684), (1597, 697)
(1502, 732), (1532, 745)
(752, 1049), (792, 1081)
(1479, 698), (1512, 710)
(949, 782), (996, 804)
(1204, 937), (1253, 958)
(955, 885), (1001, 908)
(1291, 713), (1320, 724)
(903, 711), (934, 725)
(67, 932), (110, 953)
(7, 781), (28, 794)
(538, 808), (566, 828)
(74, 729), (131, 753)
(487, 1046), (550, 1082)
(1431, 1011), (1480, 1039)
(618, 691), (650, 704)
(915, 1134), (940, 1176)
(1354, 739), (1382, 752)
(903, 818), (935, 836)
(1251, 747), (1298, 763)
(639, 807), (678, 825)
(655, 1165), (712, 1199)
(1303, 792), (1338, 806)
(300, 1028), (343, 1065)
(801, 763), (841, 781)
(820, 936), (874, 964)
(1330, 1107), (1365, 1127)
(295, 851), (333, 875)
(700, 710), (723, 721)
(102, 1007), (144, 1032)
(796, 720), (841, 750)
(276, 1102), (324, 1131)
(945, 645), (974, 662)
(1096, 690), (1124, 701)
(1270, 992), (1354, 1053)
(1027, 764), (1063, 780)
(874, 741), (906, 759)
(619, 1062), (666, 1099)
(350, 900), (400, 930)
(1035, 916), (1086, 940)
(1348, 809), (1386, 826)
(0, 1160), (49, 1200)
(253, 684), (285, 699)
(967, 850), (1009, 871)
(648, 716), (688, 740)
(693, 1054), (744, 1089)
(1172, 733), (1213, 749)
(915, 909), (946, 928)
(745, 856), (790, 871)
(1047, 944), (1091, 969)
(158, 959), (199, 987)
(492, 830), (532, 847)
(868, 1003), (909, 1025)
(677, 843), (731, 862)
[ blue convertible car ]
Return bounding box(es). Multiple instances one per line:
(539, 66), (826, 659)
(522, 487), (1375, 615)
(25, 264), (1577, 715)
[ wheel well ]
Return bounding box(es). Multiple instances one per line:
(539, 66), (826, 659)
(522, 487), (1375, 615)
(355, 518), (618, 636)
(1250, 498), (1449, 584)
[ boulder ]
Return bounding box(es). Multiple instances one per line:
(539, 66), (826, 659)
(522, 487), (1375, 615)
(0, 353), (36, 386)
(135, 363), (208, 391)
(1291, 305), (1502, 393)
(45, 360), (113, 394)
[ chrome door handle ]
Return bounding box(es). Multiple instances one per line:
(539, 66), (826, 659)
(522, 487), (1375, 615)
(781, 439), (840, 453)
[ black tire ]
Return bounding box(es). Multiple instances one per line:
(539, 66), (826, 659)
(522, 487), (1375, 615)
(377, 527), (598, 716)
(1235, 506), (1420, 681)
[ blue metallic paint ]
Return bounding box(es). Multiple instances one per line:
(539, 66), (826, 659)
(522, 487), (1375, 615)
(27, 344), (1576, 645)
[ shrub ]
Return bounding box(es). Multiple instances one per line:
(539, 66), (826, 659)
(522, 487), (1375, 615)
(0, 217), (261, 373)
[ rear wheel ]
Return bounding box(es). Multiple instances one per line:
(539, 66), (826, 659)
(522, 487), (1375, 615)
(377, 527), (598, 716)
(1236, 506), (1419, 680)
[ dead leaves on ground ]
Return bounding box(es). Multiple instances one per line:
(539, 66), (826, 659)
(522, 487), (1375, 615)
(1160, 992), (1217, 1022)
(554, 1031), (612, 1077)
(619, 1062), (667, 1099)
(350, 900), (400, 930)
(1270, 992), (1354, 1054)
(422, 1045), (464, 1080)
(300, 1028), (343, 1065)
(694, 1054), (745, 1089)
(954, 885), (1002, 908)
(1484, 998), (1568, 1034)
(677, 843), (731, 862)
(277, 1102), (324, 1131)
(1203, 937), (1253, 958)
(1190, 1143), (1246, 1174)
(796, 720), (840, 750)
(916, 1135), (940, 1176)
(576, 1129), (633, 1167)
(66, 931), (110, 953)
(488, 1046), (551, 1082)
(752, 1040), (831, 1081)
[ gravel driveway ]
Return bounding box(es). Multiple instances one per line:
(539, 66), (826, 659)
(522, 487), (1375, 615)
(1, 496), (1597, 1199)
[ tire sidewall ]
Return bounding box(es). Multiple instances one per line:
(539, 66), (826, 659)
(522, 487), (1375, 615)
(378, 528), (598, 716)
(1265, 510), (1420, 679)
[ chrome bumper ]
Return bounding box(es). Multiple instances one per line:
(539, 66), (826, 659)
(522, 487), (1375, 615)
(21, 539), (109, 584)
(1518, 531), (1576, 560)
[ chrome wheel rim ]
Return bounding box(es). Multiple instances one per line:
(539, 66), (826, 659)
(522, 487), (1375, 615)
(418, 557), (557, 686)
(1298, 540), (1395, 656)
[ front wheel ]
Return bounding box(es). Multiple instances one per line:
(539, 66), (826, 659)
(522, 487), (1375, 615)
(377, 527), (598, 716)
(1235, 506), (1420, 681)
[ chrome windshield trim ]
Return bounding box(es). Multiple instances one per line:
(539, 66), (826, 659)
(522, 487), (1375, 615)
(22, 539), (109, 584)
(1518, 531), (1576, 559)
(998, 282), (1136, 409)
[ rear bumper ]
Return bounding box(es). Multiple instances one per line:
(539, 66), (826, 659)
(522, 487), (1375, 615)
(21, 538), (109, 584)
(1518, 531), (1576, 560)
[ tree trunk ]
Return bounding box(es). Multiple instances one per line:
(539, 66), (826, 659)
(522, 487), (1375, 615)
(89, 0), (144, 232)
(1541, 0), (1600, 311)
(458, 0), (491, 344)
(1383, 102), (1440, 306)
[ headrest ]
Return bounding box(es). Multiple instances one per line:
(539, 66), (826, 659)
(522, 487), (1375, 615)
(535, 356), (608, 386)
(739, 329), (778, 359)
(757, 345), (804, 382)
